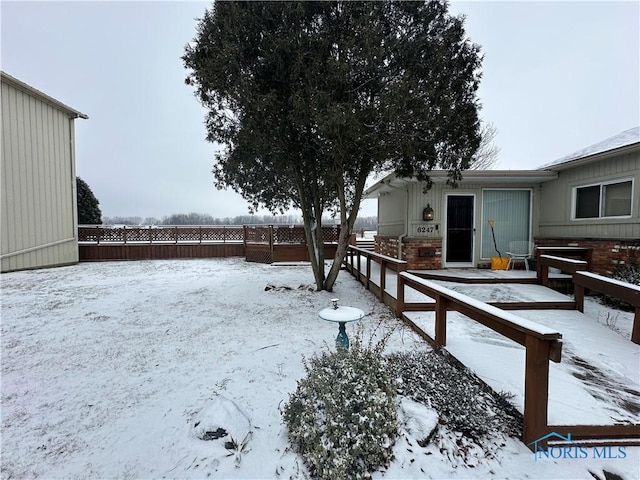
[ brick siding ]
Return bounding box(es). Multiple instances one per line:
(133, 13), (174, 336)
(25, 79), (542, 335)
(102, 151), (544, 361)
(375, 236), (443, 270)
(535, 238), (640, 276)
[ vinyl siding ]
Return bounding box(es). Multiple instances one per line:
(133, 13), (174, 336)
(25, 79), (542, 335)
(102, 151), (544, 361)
(377, 188), (407, 236)
(538, 151), (640, 239)
(376, 180), (540, 262)
(1, 80), (79, 272)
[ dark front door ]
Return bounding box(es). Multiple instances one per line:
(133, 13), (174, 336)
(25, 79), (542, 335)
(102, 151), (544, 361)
(446, 195), (474, 264)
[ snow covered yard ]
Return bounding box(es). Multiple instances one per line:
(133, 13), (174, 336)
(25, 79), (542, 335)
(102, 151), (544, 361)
(1, 258), (639, 479)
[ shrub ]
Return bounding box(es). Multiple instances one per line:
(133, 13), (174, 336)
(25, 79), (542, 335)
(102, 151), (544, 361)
(611, 243), (640, 285)
(387, 349), (522, 440)
(605, 243), (640, 310)
(283, 339), (397, 480)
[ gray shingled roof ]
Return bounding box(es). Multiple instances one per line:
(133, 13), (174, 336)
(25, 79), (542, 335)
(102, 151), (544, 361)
(538, 126), (639, 170)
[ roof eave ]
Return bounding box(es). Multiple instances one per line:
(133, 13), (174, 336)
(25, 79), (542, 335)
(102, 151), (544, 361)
(1, 71), (89, 120)
(364, 170), (558, 198)
(537, 143), (640, 172)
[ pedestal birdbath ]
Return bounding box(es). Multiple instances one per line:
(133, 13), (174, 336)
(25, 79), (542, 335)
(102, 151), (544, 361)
(318, 298), (364, 349)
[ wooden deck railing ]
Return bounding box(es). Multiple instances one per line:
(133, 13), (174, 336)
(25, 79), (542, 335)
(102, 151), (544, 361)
(537, 254), (589, 287)
(344, 246), (407, 309)
(574, 271), (640, 344)
(535, 246), (592, 265)
(397, 271), (562, 447)
(344, 244), (640, 449)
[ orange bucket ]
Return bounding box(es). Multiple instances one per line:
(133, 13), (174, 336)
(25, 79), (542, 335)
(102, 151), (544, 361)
(490, 257), (509, 270)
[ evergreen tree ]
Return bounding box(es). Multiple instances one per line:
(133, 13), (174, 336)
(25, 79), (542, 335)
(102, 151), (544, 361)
(184, 1), (482, 290)
(76, 177), (102, 224)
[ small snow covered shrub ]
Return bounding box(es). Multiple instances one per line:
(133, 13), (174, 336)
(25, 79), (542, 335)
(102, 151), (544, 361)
(611, 244), (640, 286)
(283, 339), (397, 480)
(388, 350), (521, 440)
(605, 243), (640, 310)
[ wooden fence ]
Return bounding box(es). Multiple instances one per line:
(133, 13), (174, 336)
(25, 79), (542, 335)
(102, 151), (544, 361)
(78, 224), (341, 263)
(78, 225), (244, 244)
(244, 225), (340, 264)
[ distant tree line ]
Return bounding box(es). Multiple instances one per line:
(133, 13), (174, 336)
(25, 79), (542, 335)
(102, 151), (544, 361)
(101, 213), (377, 231)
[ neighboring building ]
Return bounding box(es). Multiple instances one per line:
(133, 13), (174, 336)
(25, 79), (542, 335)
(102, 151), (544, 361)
(1, 72), (88, 272)
(366, 126), (640, 274)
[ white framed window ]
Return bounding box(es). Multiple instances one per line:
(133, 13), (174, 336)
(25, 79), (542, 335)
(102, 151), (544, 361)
(572, 178), (633, 220)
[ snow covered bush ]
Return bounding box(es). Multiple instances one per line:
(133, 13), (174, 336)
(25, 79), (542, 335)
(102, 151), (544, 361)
(388, 349), (521, 440)
(611, 244), (640, 286)
(283, 338), (397, 480)
(605, 243), (640, 310)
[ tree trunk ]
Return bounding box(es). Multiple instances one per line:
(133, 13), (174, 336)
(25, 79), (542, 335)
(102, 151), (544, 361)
(300, 203), (325, 291)
(323, 221), (352, 291)
(323, 172), (368, 291)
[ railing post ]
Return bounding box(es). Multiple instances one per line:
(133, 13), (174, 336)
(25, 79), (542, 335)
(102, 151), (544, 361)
(523, 336), (551, 449)
(632, 308), (640, 345)
(174, 226), (178, 244)
(149, 225), (152, 244)
(574, 280), (585, 313)
(395, 272), (405, 318)
(366, 254), (371, 290)
(536, 255), (542, 284)
(380, 260), (387, 302)
(123, 226), (127, 245)
(96, 226), (101, 245)
(540, 263), (549, 287)
(347, 246), (354, 275)
(434, 294), (447, 346)
(269, 225), (274, 258)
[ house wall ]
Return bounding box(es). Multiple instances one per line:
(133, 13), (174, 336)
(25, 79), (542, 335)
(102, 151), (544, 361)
(377, 187), (407, 237)
(538, 149), (640, 240)
(1, 78), (79, 272)
(375, 180), (542, 269)
(536, 149), (640, 275)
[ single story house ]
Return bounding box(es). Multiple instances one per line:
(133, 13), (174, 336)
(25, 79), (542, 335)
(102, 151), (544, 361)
(1, 72), (88, 272)
(365, 126), (640, 274)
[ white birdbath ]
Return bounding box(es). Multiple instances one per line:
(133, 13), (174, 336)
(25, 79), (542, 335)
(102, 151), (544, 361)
(318, 298), (364, 349)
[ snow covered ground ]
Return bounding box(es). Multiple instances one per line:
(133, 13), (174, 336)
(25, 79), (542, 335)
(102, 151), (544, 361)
(1, 258), (639, 479)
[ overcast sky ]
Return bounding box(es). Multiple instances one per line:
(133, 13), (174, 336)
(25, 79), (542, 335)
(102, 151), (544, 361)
(2, 1), (638, 220)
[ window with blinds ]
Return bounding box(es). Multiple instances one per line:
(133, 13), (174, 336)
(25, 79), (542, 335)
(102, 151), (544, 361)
(481, 189), (531, 259)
